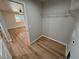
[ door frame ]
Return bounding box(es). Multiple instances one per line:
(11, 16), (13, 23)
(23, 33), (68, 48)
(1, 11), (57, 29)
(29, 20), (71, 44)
(7, 0), (31, 45)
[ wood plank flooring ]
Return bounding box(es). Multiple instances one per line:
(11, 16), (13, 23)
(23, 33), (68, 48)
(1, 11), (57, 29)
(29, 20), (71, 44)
(6, 27), (66, 59)
(8, 27), (29, 46)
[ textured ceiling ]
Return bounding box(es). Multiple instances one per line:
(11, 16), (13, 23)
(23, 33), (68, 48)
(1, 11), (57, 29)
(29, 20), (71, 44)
(39, 0), (48, 2)
(39, 0), (46, 2)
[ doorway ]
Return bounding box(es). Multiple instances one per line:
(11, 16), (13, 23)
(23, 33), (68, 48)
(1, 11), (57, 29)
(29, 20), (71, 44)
(0, 0), (29, 56)
(0, 0), (30, 56)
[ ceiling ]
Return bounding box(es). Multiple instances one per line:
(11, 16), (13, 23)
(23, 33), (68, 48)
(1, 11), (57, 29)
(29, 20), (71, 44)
(39, 0), (48, 2)
(0, 0), (24, 14)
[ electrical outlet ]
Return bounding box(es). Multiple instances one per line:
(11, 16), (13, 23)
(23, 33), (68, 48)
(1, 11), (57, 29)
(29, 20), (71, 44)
(73, 41), (75, 44)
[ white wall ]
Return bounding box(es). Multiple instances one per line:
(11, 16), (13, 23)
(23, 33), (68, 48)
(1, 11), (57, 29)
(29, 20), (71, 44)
(24, 0), (76, 44)
(0, 56), (2, 59)
(42, 0), (76, 44)
(2, 12), (25, 29)
(24, 0), (42, 42)
(67, 16), (79, 59)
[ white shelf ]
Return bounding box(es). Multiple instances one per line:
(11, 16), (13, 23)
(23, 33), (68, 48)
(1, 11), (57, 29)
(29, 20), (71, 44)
(70, 0), (79, 10)
(68, 0), (79, 15)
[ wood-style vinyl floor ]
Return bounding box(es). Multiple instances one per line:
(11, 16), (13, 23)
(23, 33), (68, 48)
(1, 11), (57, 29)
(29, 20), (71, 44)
(6, 27), (66, 59)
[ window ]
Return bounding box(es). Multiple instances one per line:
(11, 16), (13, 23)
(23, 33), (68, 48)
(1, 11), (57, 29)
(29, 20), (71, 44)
(15, 14), (24, 22)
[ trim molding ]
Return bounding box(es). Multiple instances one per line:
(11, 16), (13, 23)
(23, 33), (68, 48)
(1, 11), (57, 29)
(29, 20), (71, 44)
(41, 35), (67, 57)
(8, 26), (25, 30)
(42, 35), (67, 46)
(65, 44), (68, 57)
(30, 35), (43, 45)
(30, 35), (67, 57)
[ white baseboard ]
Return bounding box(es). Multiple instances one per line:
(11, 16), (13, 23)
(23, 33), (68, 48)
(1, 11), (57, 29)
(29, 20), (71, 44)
(41, 35), (67, 46)
(31, 35), (67, 46)
(8, 26), (25, 30)
(31, 35), (43, 45)
(65, 44), (68, 57)
(41, 35), (67, 57)
(30, 35), (67, 57)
